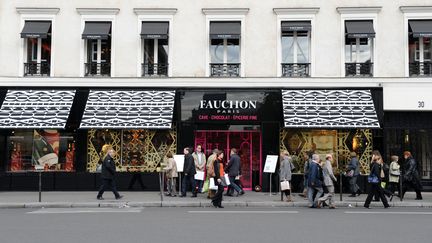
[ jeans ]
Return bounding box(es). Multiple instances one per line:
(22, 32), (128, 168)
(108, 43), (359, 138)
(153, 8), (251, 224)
(349, 175), (360, 194)
(97, 179), (120, 198)
(228, 176), (242, 194)
(181, 174), (196, 196)
(308, 185), (323, 207)
(195, 179), (204, 193)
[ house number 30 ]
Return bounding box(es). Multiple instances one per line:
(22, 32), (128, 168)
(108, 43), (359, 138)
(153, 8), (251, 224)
(418, 101), (425, 108)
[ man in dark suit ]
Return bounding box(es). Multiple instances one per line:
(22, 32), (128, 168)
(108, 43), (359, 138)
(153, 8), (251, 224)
(180, 147), (197, 197)
(97, 145), (123, 200)
(225, 148), (245, 196)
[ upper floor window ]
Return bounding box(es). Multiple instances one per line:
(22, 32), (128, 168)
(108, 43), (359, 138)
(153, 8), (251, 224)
(408, 20), (432, 76)
(20, 21), (52, 76)
(344, 20), (375, 77)
(82, 22), (112, 76)
(141, 22), (169, 77)
(209, 21), (241, 77)
(281, 21), (311, 77)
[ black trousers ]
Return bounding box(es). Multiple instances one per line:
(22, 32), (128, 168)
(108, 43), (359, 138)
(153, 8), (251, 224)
(402, 181), (423, 199)
(364, 183), (389, 207)
(181, 174), (196, 196)
(97, 178), (120, 198)
(212, 184), (224, 206)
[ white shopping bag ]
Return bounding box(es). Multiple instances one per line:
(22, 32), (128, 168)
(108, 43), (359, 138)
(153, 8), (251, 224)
(209, 178), (218, 190)
(280, 180), (290, 191)
(223, 174), (231, 186)
(194, 171), (205, 181)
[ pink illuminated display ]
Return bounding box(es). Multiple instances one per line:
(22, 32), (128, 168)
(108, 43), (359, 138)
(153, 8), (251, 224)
(194, 130), (262, 190)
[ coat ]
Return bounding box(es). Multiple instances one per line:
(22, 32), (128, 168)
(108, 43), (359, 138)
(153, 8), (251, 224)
(322, 160), (337, 186)
(369, 161), (382, 183)
(101, 155), (116, 180)
(347, 157), (360, 176)
(307, 161), (323, 188)
(404, 156), (420, 182)
(225, 154), (241, 177)
(183, 153), (196, 176)
(279, 156), (293, 181)
(389, 161), (400, 183)
(164, 158), (178, 178)
(192, 152), (207, 172)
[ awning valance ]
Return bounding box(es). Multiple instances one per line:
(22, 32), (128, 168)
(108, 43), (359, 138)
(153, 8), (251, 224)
(80, 90), (175, 129)
(281, 21), (311, 33)
(282, 90), (380, 129)
(409, 20), (432, 37)
(20, 21), (51, 38)
(82, 22), (111, 39)
(0, 90), (75, 128)
(141, 22), (169, 39)
(210, 21), (241, 39)
(345, 21), (375, 38)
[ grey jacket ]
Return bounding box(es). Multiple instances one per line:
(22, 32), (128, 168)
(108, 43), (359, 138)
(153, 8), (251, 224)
(226, 154), (241, 177)
(279, 156), (293, 181)
(347, 157), (360, 176)
(322, 160), (337, 186)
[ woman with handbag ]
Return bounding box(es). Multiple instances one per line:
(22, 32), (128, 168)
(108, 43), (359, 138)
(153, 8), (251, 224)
(364, 150), (390, 209)
(279, 150), (294, 202)
(388, 155), (400, 196)
(211, 150), (225, 208)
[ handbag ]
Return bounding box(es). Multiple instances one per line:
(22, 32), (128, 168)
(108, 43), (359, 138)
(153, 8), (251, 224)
(367, 174), (379, 184)
(280, 180), (290, 191)
(223, 174), (231, 186)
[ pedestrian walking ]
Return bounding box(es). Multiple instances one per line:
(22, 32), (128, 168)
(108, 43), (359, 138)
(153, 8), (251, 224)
(318, 154), (337, 209)
(279, 150), (294, 202)
(206, 149), (218, 199)
(192, 144), (206, 193)
(225, 148), (245, 196)
(347, 152), (362, 197)
(211, 150), (225, 208)
(164, 152), (178, 197)
(364, 150), (390, 209)
(402, 151), (423, 200)
(96, 144), (123, 200)
(299, 151), (313, 198)
(307, 154), (324, 208)
(180, 147), (197, 198)
(388, 155), (401, 196)
(379, 158), (395, 201)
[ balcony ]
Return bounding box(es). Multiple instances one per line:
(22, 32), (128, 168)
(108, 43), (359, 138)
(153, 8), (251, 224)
(85, 63), (111, 77)
(210, 63), (240, 77)
(281, 63), (310, 77)
(409, 62), (432, 76)
(345, 62), (373, 77)
(142, 63), (168, 77)
(24, 62), (50, 76)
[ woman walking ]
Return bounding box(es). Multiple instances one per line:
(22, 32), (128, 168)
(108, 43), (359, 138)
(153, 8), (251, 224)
(96, 144), (123, 200)
(164, 152), (178, 197)
(388, 155), (400, 197)
(402, 151), (423, 200)
(211, 150), (225, 208)
(364, 150), (390, 209)
(279, 150), (294, 202)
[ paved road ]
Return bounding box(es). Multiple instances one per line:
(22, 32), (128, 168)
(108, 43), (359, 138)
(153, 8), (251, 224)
(0, 207), (431, 243)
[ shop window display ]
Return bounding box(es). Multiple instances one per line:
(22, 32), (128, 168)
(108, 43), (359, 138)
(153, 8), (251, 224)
(8, 129), (75, 172)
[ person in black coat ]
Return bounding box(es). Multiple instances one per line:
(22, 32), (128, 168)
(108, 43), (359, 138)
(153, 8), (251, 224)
(97, 145), (123, 200)
(225, 148), (245, 196)
(402, 151), (423, 200)
(180, 147), (197, 197)
(211, 150), (225, 208)
(364, 151), (390, 209)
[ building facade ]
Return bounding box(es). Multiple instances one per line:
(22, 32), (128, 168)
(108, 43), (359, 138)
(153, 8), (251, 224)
(0, 0), (431, 191)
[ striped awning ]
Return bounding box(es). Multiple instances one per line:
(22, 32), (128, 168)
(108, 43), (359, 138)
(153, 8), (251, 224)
(0, 90), (75, 128)
(282, 90), (380, 129)
(80, 90), (175, 129)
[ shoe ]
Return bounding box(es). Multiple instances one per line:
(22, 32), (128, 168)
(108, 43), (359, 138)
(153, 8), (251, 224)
(329, 205), (336, 209)
(179, 194), (186, 198)
(356, 190), (362, 196)
(226, 194), (234, 197)
(384, 205), (391, 209)
(97, 196), (104, 200)
(171, 194), (177, 197)
(115, 195), (124, 200)
(239, 190), (245, 196)
(217, 205), (224, 208)
(364, 205), (370, 209)
(191, 194), (197, 198)
(309, 205), (316, 208)
(165, 193), (171, 196)
(415, 197), (423, 200)
(348, 194), (356, 197)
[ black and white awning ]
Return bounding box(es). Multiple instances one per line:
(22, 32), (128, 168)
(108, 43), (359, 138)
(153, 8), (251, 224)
(282, 90), (380, 129)
(0, 90), (75, 128)
(80, 90), (175, 129)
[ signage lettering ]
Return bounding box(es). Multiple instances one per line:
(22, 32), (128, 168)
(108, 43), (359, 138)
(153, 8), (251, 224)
(418, 101), (425, 108)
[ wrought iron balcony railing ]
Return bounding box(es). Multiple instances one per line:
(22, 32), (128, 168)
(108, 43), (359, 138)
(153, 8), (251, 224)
(409, 62), (432, 76)
(281, 63), (310, 77)
(24, 62), (50, 76)
(345, 62), (373, 77)
(210, 63), (240, 77)
(142, 63), (168, 77)
(85, 63), (111, 76)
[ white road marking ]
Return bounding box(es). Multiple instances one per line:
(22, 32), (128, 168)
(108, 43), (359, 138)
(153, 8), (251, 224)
(345, 211), (432, 215)
(27, 208), (143, 214)
(188, 211), (298, 214)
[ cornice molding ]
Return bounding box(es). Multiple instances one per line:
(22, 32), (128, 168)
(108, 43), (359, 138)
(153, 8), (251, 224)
(16, 8), (60, 15)
(337, 7), (382, 14)
(273, 8), (320, 15)
(76, 8), (120, 16)
(202, 8), (249, 16)
(133, 8), (177, 16)
(400, 6), (432, 13)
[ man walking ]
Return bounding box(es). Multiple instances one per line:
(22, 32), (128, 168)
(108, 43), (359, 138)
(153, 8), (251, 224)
(97, 144), (123, 200)
(225, 148), (245, 196)
(318, 154), (337, 209)
(347, 152), (361, 197)
(307, 154), (323, 208)
(180, 147), (197, 197)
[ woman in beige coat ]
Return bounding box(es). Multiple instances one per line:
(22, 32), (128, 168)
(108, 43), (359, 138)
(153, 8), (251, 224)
(164, 152), (178, 197)
(388, 155), (400, 196)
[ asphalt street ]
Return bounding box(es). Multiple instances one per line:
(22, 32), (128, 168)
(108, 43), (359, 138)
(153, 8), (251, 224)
(0, 207), (431, 243)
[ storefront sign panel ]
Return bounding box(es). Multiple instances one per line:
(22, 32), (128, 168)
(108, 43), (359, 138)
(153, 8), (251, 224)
(384, 86), (432, 111)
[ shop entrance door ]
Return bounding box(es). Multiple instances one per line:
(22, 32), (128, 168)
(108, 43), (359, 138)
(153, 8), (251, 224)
(194, 130), (262, 190)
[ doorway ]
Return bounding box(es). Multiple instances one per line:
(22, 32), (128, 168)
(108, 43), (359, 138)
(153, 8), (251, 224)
(194, 130), (262, 190)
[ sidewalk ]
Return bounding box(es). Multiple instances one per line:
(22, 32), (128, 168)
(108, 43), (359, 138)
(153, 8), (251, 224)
(0, 191), (431, 209)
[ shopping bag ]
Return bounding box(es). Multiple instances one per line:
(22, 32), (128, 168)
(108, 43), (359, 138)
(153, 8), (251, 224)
(224, 174), (231, 186)
(209, 178), (218, 190)
(202, 179), (209, 193)
(280, 180), (290, 191)
(194, 171), (205, 181)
